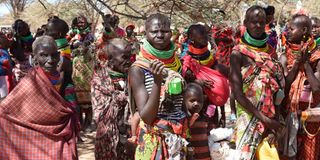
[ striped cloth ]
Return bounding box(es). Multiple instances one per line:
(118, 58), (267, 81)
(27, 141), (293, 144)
(189, 113), (217, 160)
(0, 67), (79, 160)
(142, 68), (186, 121)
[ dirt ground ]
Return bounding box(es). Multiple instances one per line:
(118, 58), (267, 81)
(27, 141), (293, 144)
(78, 131), (96, 160)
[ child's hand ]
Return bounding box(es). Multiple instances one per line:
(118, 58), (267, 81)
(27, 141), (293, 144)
(189, 113), (199, 127)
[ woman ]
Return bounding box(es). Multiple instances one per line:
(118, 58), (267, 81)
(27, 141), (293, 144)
(281, 14), (320, 160)
(70, 16), (95, 130)
(129, 13), (188, 160)
(92, 38), (133, 160)
(230, 6), (285, 159)
(0, 36), (78, 159)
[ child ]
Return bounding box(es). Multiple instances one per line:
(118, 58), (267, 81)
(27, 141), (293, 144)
(129, 82), (215, 159)
(184, 83), (215, 160)
(0, 32), (13, 98)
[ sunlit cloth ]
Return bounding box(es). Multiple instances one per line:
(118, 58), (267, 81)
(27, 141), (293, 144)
(0, 67), (79, 159)
(232, 41), (283, 160)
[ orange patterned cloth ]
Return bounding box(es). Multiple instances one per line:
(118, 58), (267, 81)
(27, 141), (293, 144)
(285, 39), (320, 160)
(285, 38), (320, 112)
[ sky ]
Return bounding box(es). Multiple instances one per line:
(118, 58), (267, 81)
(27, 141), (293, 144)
(0, 3), (10, 16)
(0, 0), (57, 16)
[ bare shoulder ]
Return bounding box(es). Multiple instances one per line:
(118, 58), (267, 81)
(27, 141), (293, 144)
(128, 66), (145, 86)
(230, 50), (242, 67)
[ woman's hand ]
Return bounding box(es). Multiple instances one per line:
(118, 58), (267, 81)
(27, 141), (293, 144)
(150, 60), (165, 83)
(262, 116), (286, 138)
(296, 41), (310, 65)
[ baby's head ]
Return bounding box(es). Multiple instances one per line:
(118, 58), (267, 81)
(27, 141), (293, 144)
(183, 83), (204, 115)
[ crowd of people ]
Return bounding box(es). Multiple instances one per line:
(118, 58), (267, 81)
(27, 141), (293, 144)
(0, 3), (320, 160)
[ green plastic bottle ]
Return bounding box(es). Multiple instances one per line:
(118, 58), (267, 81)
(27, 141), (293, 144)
(168, 77), (182, 95)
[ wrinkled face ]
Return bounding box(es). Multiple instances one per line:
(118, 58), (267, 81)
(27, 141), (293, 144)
(34, 44), (60, 73)
(286, 20), (305, 44)
(108, 45), (132, 73)
(77, 17), (88, 30)
(190, 29), (208, 48)
(146, 18), (172, 50)
(245, 9), (266, 38)
(311, 19), (320, 38)
(184, 90), (204, 115)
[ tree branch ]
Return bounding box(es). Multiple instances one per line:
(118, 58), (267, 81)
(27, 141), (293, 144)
(38, 0), (47, 9)
(96, 0), (147, 19)
(86, 0), (105, 16)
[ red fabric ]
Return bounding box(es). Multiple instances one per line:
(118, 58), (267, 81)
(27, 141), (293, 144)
(115, 27), (126, 38)
(6, 74), (15, 93)
(182, 55), (229, 106)
(297, 92), (320, 160)
(0, 67), (78, 160)
(212, 26), (234, 66)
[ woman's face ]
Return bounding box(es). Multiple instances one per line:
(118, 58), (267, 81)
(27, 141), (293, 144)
(190, 29), (208, 48)
(245, 9), (266, 39)
(34, 43), (60, 73)
(286, 20), (305, 44)
(45, 21), (68, 39)
(15, 22), (30, 36)
(45, 23), (61, 39)
(145, 18), (172, 50)
(126, 27), (134, 37)
(108, 45), (133, 73)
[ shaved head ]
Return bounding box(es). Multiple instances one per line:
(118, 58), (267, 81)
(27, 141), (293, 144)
(245, 5), (266, 23)
(291, 14), (312, 36)
(104, 38), (132, 73)
(104, 38), (131, 60)
(32, 35), (57, 53)
(145, 13), (171, 31)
